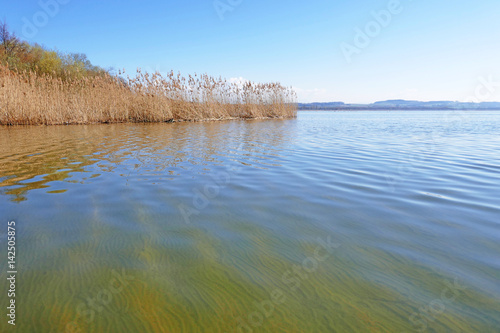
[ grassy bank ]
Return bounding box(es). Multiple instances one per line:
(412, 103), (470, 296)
(0, 21), (296, 125)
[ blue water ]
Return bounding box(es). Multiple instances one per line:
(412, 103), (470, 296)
(0, 110), (499, 332)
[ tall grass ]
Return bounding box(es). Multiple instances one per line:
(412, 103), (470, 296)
(0, 20), (296, 125)
(0, 64), (297, 125)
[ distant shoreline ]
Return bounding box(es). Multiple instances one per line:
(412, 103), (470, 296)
(298, 100), (500, 111)
(298, 107), (500, 111)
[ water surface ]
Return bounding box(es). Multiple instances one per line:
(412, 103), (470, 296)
(1, 111), (499, 332)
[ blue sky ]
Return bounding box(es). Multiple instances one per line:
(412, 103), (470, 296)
(2, 0), (500, 103)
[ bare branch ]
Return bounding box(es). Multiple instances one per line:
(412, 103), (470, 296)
(0, 19), (20, 57)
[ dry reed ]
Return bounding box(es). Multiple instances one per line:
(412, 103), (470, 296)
(0, 65), (297, 125)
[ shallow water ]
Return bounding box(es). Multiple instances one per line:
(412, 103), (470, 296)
(1, 111), (499, 332)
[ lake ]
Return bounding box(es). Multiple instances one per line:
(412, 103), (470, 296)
(1, 111), (499, 332)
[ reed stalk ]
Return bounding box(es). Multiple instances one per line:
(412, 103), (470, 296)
(0, 65), (297, 125)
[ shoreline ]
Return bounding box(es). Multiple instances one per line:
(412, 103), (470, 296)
(0, 114), (297, 127)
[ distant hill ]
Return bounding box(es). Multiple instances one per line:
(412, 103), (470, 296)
(298, 100), (500, 110)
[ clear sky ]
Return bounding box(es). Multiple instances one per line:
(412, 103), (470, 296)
(2, 0), (500, 103)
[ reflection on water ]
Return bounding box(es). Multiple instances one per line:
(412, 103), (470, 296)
(0, 119), (294, 201)
(0, 111), (500, 332)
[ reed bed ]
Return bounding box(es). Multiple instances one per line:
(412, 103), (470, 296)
(0, 64), (297, 125)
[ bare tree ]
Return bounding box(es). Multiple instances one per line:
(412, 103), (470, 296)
(0, 19), (20, 58)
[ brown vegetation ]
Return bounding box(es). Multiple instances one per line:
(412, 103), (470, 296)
(0, 20), (296, 125)
(0, 65), (297, 125)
